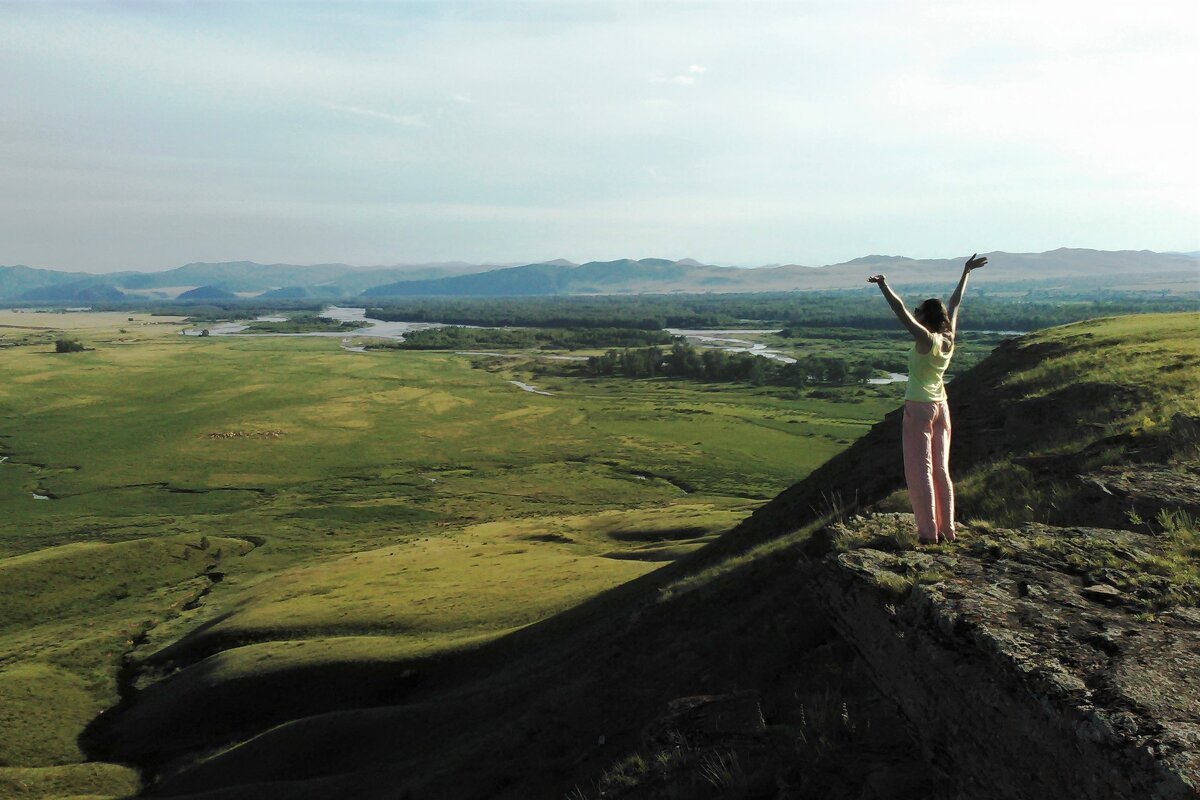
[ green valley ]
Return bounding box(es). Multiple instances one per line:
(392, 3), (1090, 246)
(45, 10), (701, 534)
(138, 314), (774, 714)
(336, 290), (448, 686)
(0, 311), (896, 798)
(2, 309), (1197, 800)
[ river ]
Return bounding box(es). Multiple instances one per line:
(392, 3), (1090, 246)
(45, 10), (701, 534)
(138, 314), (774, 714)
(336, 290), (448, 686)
(178, 311), (1010, 378)
(663, 328), (796, 364)
(181, 306), (447, 341)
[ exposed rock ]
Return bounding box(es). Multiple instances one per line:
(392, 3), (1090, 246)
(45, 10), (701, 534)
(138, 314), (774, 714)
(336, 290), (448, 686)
(1078, 464), (1200, 521)
(205, 430), (287, 440)
(1081, 583), (1125, 604)
(805, 513), (1199, 800)
(1172, 413), (1200, 445)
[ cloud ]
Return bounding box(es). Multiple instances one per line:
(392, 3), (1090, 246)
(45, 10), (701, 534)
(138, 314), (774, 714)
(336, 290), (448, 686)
(1, 0), (1195, 269)
(650, 69), (701, 86)
(323, 103), (427, 127)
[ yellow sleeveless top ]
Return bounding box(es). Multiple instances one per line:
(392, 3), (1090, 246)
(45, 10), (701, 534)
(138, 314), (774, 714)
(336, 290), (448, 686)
(905, 332), (953, 402)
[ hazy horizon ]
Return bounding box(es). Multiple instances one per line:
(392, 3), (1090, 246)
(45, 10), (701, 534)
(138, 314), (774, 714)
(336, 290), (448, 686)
(6, 245), (1200, 277)
(3, 1), (1197, 272)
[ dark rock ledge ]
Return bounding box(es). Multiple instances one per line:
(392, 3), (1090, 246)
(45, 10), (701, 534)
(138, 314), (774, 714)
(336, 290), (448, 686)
(805, 513), (1198, 800)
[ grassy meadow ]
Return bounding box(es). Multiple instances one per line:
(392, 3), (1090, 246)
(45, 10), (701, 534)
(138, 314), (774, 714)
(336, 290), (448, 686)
(0, 310), (901, 798)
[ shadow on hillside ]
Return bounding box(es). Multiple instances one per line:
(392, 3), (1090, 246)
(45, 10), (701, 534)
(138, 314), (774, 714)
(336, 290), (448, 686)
(76, 373), (934, 796)
(85, 531), (938, 799)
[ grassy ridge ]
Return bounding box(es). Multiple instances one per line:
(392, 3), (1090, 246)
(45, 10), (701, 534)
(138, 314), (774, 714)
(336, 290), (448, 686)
(945, 312), (1200, 526)
(0, 533), (251, 791)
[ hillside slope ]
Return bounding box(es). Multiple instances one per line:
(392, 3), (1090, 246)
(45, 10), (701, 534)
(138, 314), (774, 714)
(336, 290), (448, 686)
(86, 313), (1199, 799)
(16, 279), (129, 303)
(0, 264), (97, 298)
(361, 259), (705, 297)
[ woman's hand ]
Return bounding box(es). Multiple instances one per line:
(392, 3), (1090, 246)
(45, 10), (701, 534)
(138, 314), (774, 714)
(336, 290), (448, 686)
(867, 274), (886, 284)
(964, 253), (988, 272)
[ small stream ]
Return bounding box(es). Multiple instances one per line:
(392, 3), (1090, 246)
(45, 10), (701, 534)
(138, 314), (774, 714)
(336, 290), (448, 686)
(508, 380), (553, 396)
(0, 455), (59, 501)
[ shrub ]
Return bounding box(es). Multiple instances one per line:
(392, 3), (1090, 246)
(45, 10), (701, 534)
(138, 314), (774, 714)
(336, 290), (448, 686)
(54, 338), (85, 353)
(599, 753), (648, 791)
(698, 749), (745, 793)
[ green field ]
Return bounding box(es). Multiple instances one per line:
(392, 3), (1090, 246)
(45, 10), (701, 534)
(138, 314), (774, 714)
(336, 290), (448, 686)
(0, 314), (901, 798)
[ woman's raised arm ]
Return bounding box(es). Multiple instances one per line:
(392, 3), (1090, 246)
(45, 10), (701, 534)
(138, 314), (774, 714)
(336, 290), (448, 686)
(947, 253), (988, 334)
(868, 274), (933, 346)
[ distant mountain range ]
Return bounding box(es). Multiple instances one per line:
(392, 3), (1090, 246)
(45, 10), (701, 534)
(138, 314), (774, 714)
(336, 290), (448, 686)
(1, 249), (1196, 303)
(0, 261), (489, 303)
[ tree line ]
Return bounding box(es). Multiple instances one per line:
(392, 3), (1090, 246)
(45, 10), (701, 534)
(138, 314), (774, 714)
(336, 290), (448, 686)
(582, 341), (875, 387)
(102, 289), (1195, 334)
(363, 290), (1197, 333)
(244, 315), (360, 333)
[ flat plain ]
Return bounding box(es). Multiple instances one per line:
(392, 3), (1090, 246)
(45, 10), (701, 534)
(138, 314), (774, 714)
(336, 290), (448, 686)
(0, 311), (900, 798)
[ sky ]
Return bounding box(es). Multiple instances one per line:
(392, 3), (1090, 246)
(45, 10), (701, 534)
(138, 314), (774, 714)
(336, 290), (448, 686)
(1, 0), (1197, 272)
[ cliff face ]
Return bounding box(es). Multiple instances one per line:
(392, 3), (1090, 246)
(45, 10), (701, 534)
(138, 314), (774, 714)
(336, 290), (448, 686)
(581, 513), (1198, 800)
(808, 514), (1198, 800)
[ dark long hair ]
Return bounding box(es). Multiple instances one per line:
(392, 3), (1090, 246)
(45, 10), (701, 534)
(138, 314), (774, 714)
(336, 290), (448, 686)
(915, 298), (952, 335)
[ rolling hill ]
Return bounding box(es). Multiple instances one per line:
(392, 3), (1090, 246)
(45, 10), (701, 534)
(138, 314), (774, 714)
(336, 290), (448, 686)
(0, 265), (99, 299)
(17, 279), (129, 304)
(175, 286), (238, 302)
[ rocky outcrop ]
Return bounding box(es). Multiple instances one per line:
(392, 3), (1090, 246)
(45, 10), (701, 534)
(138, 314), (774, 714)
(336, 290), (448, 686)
(640, 691), (767, 750)
(1079, 463), (1200, 522)
(806, 513), (1198, 800)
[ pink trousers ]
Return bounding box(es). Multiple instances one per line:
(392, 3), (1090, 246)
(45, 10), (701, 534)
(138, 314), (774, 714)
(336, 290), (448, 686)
(902, 400), (955, 541)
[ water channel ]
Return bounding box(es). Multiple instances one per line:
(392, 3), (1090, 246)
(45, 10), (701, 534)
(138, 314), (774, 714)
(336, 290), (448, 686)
(174, 308), (1022, 385)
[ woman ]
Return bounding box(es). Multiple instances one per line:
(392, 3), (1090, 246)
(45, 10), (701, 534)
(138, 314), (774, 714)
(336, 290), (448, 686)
(868, 253), (988, 544)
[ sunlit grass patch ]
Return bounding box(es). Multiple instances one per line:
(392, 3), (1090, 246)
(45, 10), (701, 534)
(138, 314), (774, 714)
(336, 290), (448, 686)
(0, 663), (96, 766)
(0, 535), (252, 768)
(0, 762), (140, 799)
(193, 519), (664, 650)
(0, 536), (252, 630)
(1001, 313), (1200, 426)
